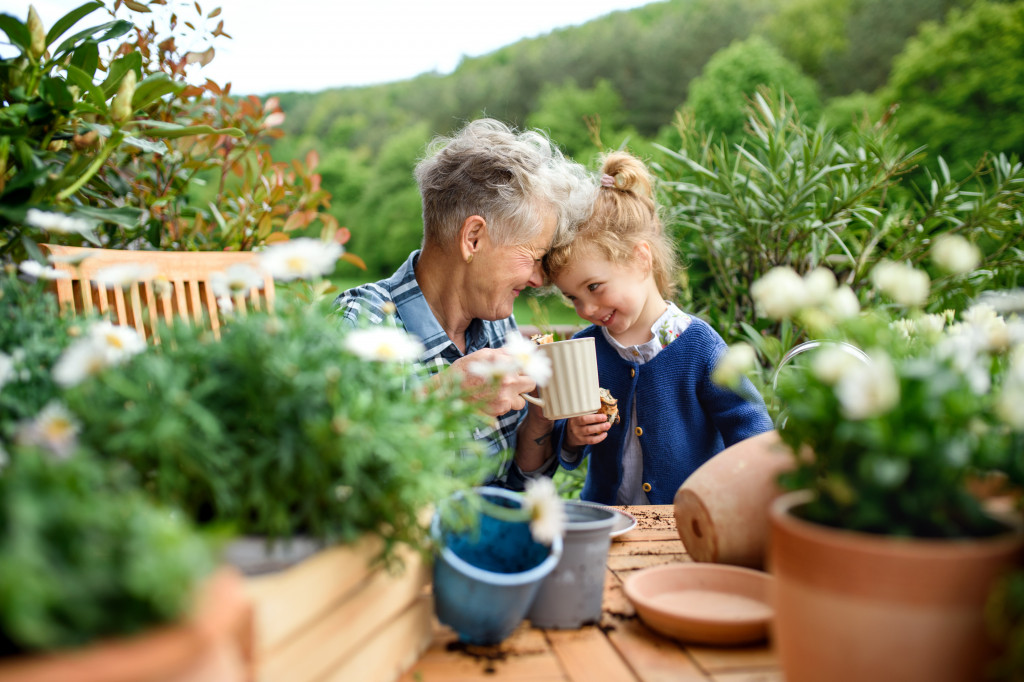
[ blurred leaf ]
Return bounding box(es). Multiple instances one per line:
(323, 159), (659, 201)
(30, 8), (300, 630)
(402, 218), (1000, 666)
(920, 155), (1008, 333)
(45, 2), (104, 48)
(0, 13), (30, 53)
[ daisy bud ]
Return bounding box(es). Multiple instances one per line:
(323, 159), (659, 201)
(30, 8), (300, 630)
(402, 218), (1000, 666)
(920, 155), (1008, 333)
(110, 70), (137, 123)
(27, 6), (46, 59)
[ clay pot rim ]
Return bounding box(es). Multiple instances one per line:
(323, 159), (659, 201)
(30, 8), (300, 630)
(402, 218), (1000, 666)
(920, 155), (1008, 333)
(770, 490), (1024, 559)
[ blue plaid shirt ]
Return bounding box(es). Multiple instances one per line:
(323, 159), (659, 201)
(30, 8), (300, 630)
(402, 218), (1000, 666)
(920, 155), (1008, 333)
(335, 250), (529, 488)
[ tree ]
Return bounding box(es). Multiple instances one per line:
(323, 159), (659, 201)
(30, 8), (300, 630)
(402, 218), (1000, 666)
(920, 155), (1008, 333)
(345, 122), (431, 278)
(685, 36), (821, 143)
(526, 79), (626, 161)
(882, 0), (1024, 166)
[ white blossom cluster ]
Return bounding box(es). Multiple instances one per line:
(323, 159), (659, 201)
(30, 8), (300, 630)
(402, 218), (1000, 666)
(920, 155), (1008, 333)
(751, 266), (860, 326)
(467, 333), (553, 387)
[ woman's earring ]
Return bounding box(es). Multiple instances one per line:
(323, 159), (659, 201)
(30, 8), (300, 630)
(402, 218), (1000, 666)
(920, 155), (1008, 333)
(466, 254), (474, 264)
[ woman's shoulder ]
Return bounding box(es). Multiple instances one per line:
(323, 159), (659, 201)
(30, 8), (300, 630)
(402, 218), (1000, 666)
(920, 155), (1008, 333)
(334, 280), (394, 326)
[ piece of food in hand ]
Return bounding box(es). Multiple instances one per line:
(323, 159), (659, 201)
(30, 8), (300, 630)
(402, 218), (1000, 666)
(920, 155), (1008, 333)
(598, 387), (620, 425)
(530, 333), (555, 345)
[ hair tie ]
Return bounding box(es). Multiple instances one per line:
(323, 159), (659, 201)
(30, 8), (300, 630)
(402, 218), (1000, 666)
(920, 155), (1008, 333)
(600, 174), (615, 188)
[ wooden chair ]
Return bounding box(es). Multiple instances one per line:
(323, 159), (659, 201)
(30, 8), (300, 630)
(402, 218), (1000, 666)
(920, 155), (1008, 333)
(37, 244), (275, 341)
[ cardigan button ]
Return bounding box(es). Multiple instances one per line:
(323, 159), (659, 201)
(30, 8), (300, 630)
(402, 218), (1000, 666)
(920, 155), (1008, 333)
(630, 368), (635, 378)
(642, 482), (652, 493)
(635, 426), (643, 437)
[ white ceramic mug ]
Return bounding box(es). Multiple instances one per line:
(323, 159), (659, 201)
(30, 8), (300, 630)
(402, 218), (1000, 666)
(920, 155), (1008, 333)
(522, 337), (601, 420)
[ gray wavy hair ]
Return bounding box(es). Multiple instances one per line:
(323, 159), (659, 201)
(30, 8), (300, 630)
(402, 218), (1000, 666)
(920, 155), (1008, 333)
(414, 119), (596, 251)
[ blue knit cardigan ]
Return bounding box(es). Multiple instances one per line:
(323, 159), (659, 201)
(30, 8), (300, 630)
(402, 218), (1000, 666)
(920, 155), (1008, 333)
(552, 319), (773, 505)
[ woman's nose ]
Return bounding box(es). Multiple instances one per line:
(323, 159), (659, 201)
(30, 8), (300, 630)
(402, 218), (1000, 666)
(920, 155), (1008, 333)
(527, 261), (545, 288)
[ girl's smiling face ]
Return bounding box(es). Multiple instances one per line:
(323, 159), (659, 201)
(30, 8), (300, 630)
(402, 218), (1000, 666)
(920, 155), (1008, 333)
(552, 242), (667, 346)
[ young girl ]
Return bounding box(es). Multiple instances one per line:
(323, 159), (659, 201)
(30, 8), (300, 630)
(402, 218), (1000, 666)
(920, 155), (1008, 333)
(543, 151), (772, 505)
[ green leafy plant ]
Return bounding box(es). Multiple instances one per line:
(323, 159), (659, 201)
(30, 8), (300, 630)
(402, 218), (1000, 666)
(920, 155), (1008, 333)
(58, 292), (491, 557)
(0, 2), (351, 260)
(750, 258), (1024, 538)
(0, 270), (85, 441)
(0, 447), (215, 656)
(655, 90), (1024, 356)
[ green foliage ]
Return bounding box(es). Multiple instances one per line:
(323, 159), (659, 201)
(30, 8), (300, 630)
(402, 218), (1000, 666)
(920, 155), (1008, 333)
(883, 0), (1024, 165)
(341, 122), (431, 278)
(0, 272), (80, 439)
(526, 79), (626, 162)
(0, 2), (343, 259)
(685, 36), (821, 143)
(774, 311), (1015, 538)
(62, 296), (491, 554)
(655, 91), (1024, 355)
(0, 449), (215, 655)
(762, 0), (967, 97)
(754, 260), (1024, 538)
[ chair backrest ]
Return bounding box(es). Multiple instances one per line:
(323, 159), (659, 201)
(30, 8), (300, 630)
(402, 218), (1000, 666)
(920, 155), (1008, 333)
(37, 244), (275, 341)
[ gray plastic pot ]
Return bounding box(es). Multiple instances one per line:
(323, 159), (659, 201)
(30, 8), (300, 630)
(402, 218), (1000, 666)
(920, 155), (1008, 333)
(527, 500), (617, 628)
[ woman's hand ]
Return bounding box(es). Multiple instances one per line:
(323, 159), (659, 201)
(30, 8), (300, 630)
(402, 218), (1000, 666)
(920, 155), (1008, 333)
(565, 413), (611, 449)
(451, 349), (537, 417)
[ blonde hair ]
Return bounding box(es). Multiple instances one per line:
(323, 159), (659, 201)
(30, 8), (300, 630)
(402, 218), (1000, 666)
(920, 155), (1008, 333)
(544, 151), (679, 298)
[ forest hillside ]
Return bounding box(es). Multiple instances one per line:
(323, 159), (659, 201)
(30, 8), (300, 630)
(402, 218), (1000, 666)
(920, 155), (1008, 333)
(258, 0), (1022, 281)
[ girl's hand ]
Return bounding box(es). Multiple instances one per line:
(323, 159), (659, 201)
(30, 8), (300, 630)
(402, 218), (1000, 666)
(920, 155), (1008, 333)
(565, 412), (611, 449)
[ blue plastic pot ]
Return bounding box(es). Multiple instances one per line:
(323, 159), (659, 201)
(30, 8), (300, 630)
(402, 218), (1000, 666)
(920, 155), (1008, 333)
(432, 486), (563, 645)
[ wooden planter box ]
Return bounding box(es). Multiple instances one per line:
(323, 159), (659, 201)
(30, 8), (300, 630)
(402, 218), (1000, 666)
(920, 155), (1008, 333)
(243, 535), (433, 682)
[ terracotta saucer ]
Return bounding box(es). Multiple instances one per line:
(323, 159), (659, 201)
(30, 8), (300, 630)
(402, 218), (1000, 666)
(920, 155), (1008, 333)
(623, 563), (774, 645)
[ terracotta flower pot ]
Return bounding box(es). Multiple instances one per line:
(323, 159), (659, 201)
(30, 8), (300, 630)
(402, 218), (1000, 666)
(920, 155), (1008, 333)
(674, 430), (793, 568)
(0, 567), (253, 682)
(769, 491), (1024, 682)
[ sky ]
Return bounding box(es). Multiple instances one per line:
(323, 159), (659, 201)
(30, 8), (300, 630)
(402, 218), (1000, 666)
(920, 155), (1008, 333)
(10, 0), (660, 95)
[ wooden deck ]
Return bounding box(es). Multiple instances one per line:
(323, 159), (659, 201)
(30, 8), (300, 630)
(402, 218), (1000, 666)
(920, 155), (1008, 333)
(401, 505), (781, 681)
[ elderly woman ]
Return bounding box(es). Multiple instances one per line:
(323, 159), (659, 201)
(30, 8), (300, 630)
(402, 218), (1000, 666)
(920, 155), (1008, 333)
(336, 118), (595, 490)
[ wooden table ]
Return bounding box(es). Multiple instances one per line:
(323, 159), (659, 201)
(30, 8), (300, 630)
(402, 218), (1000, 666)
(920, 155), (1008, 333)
(401, 505), (781, 682)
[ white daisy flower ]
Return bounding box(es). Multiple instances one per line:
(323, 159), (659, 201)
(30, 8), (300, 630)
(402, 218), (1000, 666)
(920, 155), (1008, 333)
(823, 285), (860, 321)
(217, 296), (234, 315)
(812, 345), (865, 385)
(93, 263), (157, 288)
(870, 261), (930, 308)
(210, 264), (265, 298)
(52, 321), (145, 387)
(15, 401), (80, 460)
(931, 234), (981, 275)
(344, 327), (424, 363)
(25, 209), (92, 235)
(502, 333), (552, 386)
(835, 350), (900, 420)
(712, 342), (756, 389)
(802, 268), (838, 307)
(522, 477), (566, 546)
(467, 357), (518, 381)
(88, 321), (146, 362)
(751, 267), (807, 320)
(960, 304), (1010, 353)
(19, 260), (70, 280)
(259, 238), (342, 281)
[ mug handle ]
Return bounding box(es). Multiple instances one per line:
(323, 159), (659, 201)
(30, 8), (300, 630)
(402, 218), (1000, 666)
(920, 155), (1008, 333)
(521, 393), (544, 408)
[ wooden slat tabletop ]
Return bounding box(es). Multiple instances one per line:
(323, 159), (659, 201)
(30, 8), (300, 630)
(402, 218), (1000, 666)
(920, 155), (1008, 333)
(400, 505), (781, 682)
